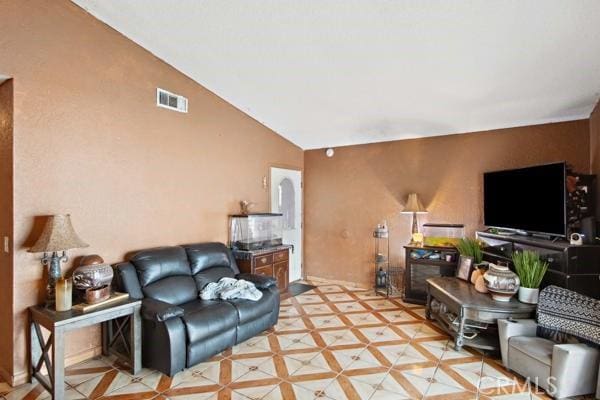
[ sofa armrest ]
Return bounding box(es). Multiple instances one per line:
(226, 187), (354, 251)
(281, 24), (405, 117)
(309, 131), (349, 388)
(142, 298), (184, 322)
(236, 273), (277, 289)
(498, 319), (538, 368)
(114, 262), (144, 300)
(551, 343), (600, 399)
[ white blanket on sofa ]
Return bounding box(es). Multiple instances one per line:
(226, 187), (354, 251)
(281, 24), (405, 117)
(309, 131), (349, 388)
(200, 277), (263, 301)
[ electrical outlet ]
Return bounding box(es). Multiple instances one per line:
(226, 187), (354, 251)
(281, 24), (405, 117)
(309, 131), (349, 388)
(3, 236), (8, 253)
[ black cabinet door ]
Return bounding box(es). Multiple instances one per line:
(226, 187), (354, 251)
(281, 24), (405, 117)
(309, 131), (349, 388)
(566, 246), (600, 274)
(405, 263), (455, 303)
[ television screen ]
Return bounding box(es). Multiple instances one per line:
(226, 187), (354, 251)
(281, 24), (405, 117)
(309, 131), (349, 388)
(483, 162), (566, 236)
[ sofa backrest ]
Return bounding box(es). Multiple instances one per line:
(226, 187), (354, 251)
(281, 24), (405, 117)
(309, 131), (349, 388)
(129, 246), (198, 305)
(182, 242), (240, 290)
(113, 242), (241, 304)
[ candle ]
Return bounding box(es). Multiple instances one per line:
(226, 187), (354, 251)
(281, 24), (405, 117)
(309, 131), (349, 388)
(55, 278), (72, 312)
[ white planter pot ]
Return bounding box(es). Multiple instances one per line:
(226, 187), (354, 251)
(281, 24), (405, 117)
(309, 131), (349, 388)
(518, 287), (539, 304)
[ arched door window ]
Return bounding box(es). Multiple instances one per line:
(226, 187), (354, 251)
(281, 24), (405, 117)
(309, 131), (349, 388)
(278, 178), (295, 229)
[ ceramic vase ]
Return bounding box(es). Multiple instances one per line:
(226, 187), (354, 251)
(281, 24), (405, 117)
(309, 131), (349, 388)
(483, 262), (520, 301)
(518, 287), (539, 304)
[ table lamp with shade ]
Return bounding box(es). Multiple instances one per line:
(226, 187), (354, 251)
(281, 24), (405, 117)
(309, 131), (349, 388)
(401, 193), (428, 245)
(28, 214), (88, 305)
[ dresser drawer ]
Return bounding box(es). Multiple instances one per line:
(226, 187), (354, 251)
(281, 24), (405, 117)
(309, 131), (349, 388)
(254, 254), (273, 268)
(273, 250), (288, 263)
(255, 265), (274, 277)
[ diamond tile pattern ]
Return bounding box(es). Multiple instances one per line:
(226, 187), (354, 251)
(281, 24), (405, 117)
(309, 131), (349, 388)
(2, 281), (583, 399)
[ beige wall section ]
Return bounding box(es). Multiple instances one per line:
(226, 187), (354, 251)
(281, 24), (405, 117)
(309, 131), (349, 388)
(590, 101), (600, 218)
(0, 79), (14, 381)
(0, 1), (303, 382)
(304, 121), (590, 287)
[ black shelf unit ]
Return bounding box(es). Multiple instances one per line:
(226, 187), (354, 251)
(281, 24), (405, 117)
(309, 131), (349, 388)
(403, 245), (459, 304)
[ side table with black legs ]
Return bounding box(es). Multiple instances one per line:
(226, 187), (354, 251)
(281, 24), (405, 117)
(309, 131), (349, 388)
(29, 299), (141, 399)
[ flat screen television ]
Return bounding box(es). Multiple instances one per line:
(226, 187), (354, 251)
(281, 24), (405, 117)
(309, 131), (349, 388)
(483, 162), (567, 237)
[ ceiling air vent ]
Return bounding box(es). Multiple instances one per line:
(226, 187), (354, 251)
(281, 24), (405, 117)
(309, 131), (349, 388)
(156, 88), (188, 113)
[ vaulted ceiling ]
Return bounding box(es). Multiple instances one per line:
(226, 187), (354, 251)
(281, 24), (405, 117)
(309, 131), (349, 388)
(73, 0), (600, 149)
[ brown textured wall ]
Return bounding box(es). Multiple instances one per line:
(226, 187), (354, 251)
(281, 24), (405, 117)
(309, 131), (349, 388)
(0, 79), (14, 380)
(0, 1), (303, 383)
(304, 121), (590, 287)
(590, 101), (600, 219)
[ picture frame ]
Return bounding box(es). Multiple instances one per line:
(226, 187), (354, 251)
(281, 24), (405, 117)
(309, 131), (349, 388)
(456, 255), (474, 281)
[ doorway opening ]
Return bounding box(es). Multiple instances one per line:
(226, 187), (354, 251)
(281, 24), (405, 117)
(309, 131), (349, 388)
(270, 167), (302, 282)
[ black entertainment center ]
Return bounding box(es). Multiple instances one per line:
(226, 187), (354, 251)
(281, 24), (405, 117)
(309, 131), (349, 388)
(479, 161), (599, 299)
(476, 230), (599, 299)
(403, 161), (599, 303)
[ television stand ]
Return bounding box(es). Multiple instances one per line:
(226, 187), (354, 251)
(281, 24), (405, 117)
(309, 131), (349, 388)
(476, 231), (600, 299)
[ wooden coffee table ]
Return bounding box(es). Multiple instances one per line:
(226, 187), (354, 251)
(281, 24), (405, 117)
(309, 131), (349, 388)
(425, 277), (536, 351)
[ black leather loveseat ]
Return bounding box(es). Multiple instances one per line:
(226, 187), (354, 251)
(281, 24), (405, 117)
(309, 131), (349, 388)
(114, 242), (279, 376)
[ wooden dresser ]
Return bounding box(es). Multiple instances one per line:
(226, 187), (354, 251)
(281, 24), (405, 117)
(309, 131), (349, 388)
(232, 245), (291, 291)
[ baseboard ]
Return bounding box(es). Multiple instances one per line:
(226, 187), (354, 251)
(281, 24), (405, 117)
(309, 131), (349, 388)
(2, 368), (27, 388)
(65, 345), (103, 367)
(305, 275), (368, 290)
(6, 345), (103, 387)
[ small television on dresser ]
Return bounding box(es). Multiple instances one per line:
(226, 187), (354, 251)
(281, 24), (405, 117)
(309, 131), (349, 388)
(483, 162), (567, 237)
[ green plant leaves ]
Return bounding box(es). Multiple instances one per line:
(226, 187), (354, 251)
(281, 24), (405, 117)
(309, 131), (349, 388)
(512, 250), (548, 289)
(456, 238), (483, 264)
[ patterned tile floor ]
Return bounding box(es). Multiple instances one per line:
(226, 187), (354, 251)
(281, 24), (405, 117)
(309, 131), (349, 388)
(0, 282), (577, 399)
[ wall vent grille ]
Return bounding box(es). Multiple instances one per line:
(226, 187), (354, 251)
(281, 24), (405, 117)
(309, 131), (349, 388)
(156, 88), (188, 113)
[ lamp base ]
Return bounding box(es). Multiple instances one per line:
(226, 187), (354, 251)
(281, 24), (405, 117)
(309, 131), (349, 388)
(408, 212), (423, 246)
(42, 251), (68, 305)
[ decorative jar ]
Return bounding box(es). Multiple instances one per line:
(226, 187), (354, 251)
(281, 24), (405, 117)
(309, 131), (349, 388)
(73, 255), (113, 291)
(483, 262), (520, 302)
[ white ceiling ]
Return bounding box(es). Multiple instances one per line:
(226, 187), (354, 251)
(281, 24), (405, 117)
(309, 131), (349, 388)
(73, 0), (600, 149)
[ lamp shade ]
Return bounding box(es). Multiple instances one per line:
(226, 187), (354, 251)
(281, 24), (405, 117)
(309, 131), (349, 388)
(401, 193), (427, 214)
(28, 214), (89, 253)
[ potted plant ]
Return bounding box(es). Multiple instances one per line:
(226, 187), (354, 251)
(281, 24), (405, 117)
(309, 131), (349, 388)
(512, 250), (548, 304)
(456, 238), (486, 281)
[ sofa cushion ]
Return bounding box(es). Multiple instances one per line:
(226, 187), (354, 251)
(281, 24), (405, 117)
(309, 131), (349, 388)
(194, 266), (235, 290)
(227, 288), (276, 324)
(131, 246), (191, 287)
(508, 336), (553, 393)
(187, 329), (237, 368)
(509, 336), (554, 367)
(144, 276), (198, 305)
(180, 299), (239, 343)
(183, 243), (239, 274)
